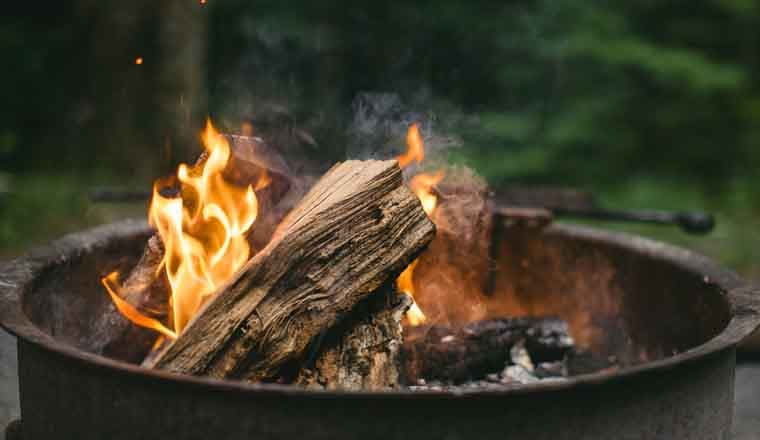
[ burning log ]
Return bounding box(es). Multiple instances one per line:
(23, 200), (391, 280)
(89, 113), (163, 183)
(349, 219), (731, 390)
(98, 133), (299, 363)
(296, 289), (412, 390)
(148, 159), (436, 382)
(100, 236), (170, 363)
(401, 317), (574, 384)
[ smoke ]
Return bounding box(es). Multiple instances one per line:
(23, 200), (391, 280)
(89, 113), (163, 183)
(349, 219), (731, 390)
(346, 91), (463, 166)
(342, 91), (494, 328)
(413, 166), (493, 328)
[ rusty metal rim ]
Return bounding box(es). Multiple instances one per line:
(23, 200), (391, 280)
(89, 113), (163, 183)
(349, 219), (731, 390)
(0, 218), (759, 399)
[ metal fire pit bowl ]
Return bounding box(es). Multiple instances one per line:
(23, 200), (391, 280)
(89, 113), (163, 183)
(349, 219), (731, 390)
(1, 218), (759, 440)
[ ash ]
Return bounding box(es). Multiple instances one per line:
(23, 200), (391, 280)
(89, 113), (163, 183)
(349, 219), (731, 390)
(407, 344), (569, 391)
(406, 317), (619, 392)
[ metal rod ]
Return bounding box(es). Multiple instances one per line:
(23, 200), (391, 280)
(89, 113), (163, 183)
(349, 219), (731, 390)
(553, 208), (715, 235)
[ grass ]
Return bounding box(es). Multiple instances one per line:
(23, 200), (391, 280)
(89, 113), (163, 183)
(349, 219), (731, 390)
(451, 143), (760, 281)
(0, 173), (146, 258)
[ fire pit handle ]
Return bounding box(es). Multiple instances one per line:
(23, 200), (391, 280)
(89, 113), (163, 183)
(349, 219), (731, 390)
(552, 208), (715, 235)
(673, 211), (715, 235)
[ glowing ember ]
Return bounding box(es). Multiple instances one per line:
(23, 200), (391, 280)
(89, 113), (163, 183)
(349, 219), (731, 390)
(396, 123), (444, 325)
(103, 119), (267, 337)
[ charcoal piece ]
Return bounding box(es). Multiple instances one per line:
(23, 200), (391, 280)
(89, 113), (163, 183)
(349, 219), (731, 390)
(523, 317), (575, 363)
(535, 361), (567, 379)
(401, 316), (574, 383)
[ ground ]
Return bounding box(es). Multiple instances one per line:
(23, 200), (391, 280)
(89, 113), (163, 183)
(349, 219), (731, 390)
(735, 362), (760, 439)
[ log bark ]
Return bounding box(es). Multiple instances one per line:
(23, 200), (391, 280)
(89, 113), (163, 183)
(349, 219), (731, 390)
(148, 159), (436, 382)
(296, 289), (412, 390)
(401, 316), (574, 384)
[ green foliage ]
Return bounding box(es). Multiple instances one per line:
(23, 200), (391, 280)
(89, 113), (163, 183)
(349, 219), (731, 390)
(3, 1), (760, 276)
(0, 174), (144, 255)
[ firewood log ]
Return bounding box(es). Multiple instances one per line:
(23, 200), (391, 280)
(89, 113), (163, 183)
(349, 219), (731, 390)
(296, 289), (412, 390)
(148, 159), (436, 382)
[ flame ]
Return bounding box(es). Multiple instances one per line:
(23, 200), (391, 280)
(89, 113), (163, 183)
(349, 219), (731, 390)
(135, 57), (144, 65)
(104, 119), (266, 337)
(101, 272), (176, 339)
(409, 171), (445, 215)
(397, 122), (424, 168)
(396, 123), (444, 325)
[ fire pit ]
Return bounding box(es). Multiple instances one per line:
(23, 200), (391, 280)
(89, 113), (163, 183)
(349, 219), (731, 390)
(1, 214), (758, 439)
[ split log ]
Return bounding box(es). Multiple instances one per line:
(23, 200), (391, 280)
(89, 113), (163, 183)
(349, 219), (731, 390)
(148, 159), (436, 382)
(98, 135), (300, 363)
(99, 236), (170, 363)
(401, 316), (574, 384)
(296, 289), (412, 390)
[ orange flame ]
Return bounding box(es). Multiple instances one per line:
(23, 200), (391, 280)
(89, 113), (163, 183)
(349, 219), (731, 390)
(409, 170), (445, 215)
(104, 119), (266, 337)
(396, 123), (444, 325)
(101, 272), (176, 339)
(397, 123), (424, 168)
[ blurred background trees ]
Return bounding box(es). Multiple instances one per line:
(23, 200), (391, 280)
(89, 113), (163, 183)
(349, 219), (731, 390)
(2, 0), (760, 275)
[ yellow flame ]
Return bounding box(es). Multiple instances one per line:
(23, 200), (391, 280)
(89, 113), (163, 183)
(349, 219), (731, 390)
(104, 119), (266, 337)
(396, 124), (444, 326)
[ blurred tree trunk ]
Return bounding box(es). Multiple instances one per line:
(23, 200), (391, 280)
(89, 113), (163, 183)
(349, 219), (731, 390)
(158, 0), (207, 167)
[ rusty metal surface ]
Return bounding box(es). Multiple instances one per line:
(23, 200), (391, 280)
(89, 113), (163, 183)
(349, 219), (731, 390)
(14, 340), (737, 440)
(0, 218), (758, 439)
(734, 362), (760, 439)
